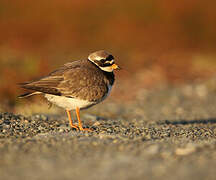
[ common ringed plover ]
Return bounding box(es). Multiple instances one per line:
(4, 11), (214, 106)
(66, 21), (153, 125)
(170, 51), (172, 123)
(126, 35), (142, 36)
(19, 50), (120, 131)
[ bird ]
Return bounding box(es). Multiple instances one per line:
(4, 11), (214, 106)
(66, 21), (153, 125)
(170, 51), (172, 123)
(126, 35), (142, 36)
(18, 50), (120, 131)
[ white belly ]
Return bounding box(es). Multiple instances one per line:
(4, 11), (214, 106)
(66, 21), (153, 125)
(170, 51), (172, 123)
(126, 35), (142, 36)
(44, 94), (96, 110)
(44, 85), (113, 110)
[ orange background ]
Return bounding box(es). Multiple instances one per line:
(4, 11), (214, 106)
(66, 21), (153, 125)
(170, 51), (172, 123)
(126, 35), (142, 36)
(0, 0), (216, 108)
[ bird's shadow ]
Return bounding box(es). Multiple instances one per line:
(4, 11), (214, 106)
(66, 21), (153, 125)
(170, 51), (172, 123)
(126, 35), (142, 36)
(159, 118), (216, 125)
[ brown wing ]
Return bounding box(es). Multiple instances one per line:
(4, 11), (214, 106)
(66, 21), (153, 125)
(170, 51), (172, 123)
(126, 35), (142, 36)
(19, 62), (77, 96)
(58, 67), (108, 101)
(20, 60), (108, 101)
(19, 74), (63, 96)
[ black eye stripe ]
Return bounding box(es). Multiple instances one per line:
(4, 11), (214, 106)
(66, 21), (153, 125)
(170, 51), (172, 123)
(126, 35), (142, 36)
(97, 55), (114, 63)
(99, 62), (114, 67)
(106, 55), (114, 61)
(93, 60), (114, 67)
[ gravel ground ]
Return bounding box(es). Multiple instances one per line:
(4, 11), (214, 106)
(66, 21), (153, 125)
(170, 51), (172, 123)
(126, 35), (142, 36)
(0, 84), (216, 180)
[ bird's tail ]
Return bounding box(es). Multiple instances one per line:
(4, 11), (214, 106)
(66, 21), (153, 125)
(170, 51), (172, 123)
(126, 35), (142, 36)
(18, 92), (42, 98)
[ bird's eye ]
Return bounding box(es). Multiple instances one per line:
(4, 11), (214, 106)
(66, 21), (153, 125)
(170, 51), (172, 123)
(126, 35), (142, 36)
(106, 55), (114, 61)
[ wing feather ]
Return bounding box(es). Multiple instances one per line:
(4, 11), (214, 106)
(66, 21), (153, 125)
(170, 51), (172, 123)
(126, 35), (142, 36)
(19, 60), (109, 101)
(58, 67), (108, 101)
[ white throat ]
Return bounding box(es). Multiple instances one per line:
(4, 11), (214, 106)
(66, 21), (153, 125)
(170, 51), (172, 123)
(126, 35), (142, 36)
(99, 66), (114, 72)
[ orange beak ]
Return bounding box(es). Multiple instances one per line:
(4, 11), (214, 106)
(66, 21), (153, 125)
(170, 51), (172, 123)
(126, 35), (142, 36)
(111, 63), (121, 70)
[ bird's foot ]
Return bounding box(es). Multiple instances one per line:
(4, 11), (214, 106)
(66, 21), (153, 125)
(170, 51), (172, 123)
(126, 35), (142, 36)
(70, 125), (79, 130)
(79, 127), (92, 132)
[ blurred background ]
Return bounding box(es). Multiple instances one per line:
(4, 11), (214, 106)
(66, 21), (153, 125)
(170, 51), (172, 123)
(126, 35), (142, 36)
(0, 0), (216, 112)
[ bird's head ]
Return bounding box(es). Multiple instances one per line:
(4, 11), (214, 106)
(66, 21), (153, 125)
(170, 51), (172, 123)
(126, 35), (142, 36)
(88, 50), (120, 72)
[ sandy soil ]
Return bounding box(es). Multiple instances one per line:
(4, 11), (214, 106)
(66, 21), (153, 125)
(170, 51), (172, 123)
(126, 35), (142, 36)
(0, 84), (216, 180)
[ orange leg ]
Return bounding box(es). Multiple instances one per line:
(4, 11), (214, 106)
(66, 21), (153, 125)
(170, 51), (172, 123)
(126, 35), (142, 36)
(76, 107), (92, 131)
(66, 110), (78, 130)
